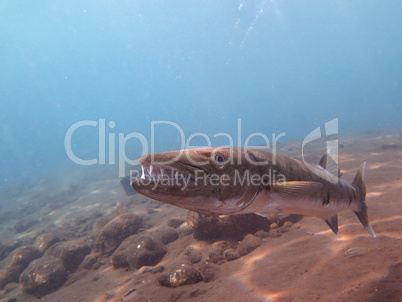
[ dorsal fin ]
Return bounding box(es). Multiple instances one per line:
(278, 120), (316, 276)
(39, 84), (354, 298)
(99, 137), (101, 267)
(319, 149), (342, 178)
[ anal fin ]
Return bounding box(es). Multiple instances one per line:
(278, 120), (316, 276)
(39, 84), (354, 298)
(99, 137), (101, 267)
(325, 215), (339, 237)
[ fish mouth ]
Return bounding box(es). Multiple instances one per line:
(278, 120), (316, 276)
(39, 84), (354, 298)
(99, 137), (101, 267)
(130, 148), (263, 215)
(133, 161), (207, 190)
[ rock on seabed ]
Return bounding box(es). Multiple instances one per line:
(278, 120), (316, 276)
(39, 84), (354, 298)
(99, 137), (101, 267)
(110, 235), (166, 269)
(95, 213), (143, 255)
(19, 256), (68, 298)
(45, 239), (91, 272)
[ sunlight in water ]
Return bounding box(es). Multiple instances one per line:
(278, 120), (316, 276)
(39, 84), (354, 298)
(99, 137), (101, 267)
(372, 215), (402, 224)
(368, 161), (392, 169)
(332, 215), (402, 241)
(71, 203), (101, 210)
(231, 249), (285, 301)
(230, 233), (337, 300)
(338, 154), (356, 162)
(229, 211), (402, 300)
(366, 192), (384, 198)
(369, 152), (385, 156)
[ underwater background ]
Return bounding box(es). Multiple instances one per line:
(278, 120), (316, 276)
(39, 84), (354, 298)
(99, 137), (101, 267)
(1, 2), (402, 302)
(1, 0), (401, 186)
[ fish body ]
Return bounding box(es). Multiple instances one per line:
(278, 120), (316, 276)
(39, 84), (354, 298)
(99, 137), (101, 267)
(132, 147), (376, 237)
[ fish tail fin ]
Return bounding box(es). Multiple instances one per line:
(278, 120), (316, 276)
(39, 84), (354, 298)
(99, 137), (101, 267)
(352, 162), (376, 237)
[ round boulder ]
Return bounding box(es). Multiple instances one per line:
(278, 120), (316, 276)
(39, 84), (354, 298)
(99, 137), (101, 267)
(95, 213), (143, 255)
(10, 245), (42, 267)
(167, 218), (185, 229)
(34, 232), (61, 253)
(156, 227), (179, 245)
(45, 239), (91, 272)
(110, 235), (166, 269)
(208, 241), (232, 264)
(188, 250), (202, 264)
(224, 249), (241, 261)
(236, 234), (261, 256)
(0, 245), (42, 289)
(158, 264), (203, 287)
(187, 212), (269, 241)
(20, 256), (68, 298)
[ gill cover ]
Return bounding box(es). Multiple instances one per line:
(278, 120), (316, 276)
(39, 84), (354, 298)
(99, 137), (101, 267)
(205, 147), (262, 214)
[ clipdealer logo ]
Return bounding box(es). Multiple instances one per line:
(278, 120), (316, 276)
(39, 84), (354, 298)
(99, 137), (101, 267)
(64, 119), (286, 177)
(64, 118), (339, 180)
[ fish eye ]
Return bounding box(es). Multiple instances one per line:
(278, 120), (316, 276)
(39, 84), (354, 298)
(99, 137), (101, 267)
(214, 154), (226, 166)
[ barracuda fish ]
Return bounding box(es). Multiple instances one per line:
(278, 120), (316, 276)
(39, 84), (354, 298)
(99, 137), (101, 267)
(131, 147), (376, 237)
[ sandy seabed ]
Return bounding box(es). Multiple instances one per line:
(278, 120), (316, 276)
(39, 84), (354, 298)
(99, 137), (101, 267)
(0, 131), (401, 302)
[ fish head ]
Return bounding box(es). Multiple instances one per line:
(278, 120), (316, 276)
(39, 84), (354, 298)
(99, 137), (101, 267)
(131, 147), (262, 215)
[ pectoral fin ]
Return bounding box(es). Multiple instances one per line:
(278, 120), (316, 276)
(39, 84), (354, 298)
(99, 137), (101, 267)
(268, 181), (323, 199)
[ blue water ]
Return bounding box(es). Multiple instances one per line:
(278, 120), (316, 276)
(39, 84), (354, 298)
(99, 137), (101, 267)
(1, 0), (401, 186)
